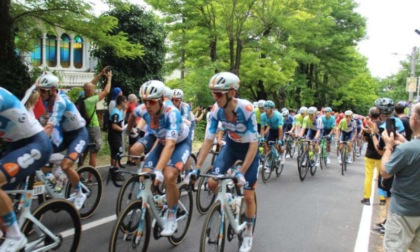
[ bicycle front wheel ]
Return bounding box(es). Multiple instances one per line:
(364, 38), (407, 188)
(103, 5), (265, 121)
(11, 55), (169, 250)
(298, 151), (309, 181)
(109, 200), (151, 252)
(168, 183), (194, 245)
(261, 151), (273, 183)
(22, 199), (81, 252)
(65, 165), (103, 219)
(310, 152), (318, 176)
(341, 149), (346, 175)
(200, 202), (225, 252)
(196, 166), (216, 215)
(116, 175), (140, 216)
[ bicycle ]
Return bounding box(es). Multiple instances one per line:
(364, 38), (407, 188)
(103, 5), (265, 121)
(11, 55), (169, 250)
(319, 136), (328, 170)
(284, 132), (296, 159)
(198, 169), (257, 252)
(109, 171), (193, 251)
(339, 140), (351, 175)
(32, 153), (103, 219)
(260, 140), (283, 183)
(8, 174), (81, 251)
(297, 139), (318, 181)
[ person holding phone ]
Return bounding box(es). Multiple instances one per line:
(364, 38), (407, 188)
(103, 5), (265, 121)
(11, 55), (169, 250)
(380, 102), (420, 251)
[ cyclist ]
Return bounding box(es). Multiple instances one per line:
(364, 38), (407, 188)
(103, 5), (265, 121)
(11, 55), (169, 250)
(194, 72), (259, 252)
(290, 106), (308, 137)
(255, 100), (265, 133)
(136, 80), (191, 236)
(337, 110), (357, 164)
(281, 108), (294, 158)
(37, 72), (89, 209)
(320, 107), (336, 164)
(260, 100), (284, 172)
(353, 114), (363, 156)
(299, 106), (322, 166)
(0, 88), (52, 251)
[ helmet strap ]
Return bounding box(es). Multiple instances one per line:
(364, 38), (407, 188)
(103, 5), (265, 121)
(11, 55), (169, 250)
(223, 93), (232, 109)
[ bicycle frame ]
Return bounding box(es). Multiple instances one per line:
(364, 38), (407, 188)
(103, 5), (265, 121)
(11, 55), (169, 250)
(8, 177), (62, 251)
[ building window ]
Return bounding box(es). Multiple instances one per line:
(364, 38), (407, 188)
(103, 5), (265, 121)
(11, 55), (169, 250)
(31, 38), (42, 66)
(60, 34), (70, 68)
(73, 36), (83, 69)
(46, 35), (57, 67)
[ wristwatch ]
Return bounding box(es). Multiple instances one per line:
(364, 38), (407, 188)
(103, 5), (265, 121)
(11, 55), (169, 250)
(369, 133), (375, 138)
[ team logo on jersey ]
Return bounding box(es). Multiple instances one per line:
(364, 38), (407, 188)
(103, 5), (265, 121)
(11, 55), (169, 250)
(3, 163), (19, 177)
(245, 104), (253, 112)
(17, 149), (42, 169)
(17, 113), (28, 124)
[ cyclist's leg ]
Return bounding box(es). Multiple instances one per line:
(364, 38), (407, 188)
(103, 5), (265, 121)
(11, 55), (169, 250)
(0, 132), (51, 249)
(209, 141), (236, 194)
(130, 134), (156, 165)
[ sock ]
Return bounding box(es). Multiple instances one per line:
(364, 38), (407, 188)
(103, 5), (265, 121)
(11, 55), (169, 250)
(76, 182), (82, 195)
(2, 212), (22, 239)
(168, 206), (177, 221)
(245, 216), (255, 237)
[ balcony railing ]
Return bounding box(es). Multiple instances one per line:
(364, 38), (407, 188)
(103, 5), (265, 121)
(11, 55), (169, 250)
(59, 71), (95, 87)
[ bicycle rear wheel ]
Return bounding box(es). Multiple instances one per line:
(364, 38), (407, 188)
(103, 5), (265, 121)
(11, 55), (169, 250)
(109, 200), (151, 252)
(196, 166), (216, 215)
(298, 151), (309, 181)
(22, 199), (81, 252)
(200, 202), (225, 252)
(116, 175), (140, 216)
(341, 148), (346, 175)
(65, 165), (103, 219)
(168, 184), (193, 245)
(261, 151), (274, 183)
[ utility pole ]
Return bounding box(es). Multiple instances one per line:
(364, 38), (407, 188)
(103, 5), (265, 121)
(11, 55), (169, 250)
(409, 46), (416, 101)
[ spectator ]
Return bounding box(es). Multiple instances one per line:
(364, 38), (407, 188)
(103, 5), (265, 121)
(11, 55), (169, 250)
(108, 87), (123, 115)
(108, 95), (128, 167)
(360, 107), (382, 206)
(81, 67), (112, 168)
(394, 101), (412, 140)
(381, 102), (420, 252)
(194, 105), (207, 123)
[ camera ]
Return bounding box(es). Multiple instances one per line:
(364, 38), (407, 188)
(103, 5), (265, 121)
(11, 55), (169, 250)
(105, 66), (111, 74)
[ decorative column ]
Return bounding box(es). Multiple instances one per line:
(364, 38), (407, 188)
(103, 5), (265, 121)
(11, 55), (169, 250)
(69, 34), (74, 69)
(41, 33), (47, 67)
(56, 34), (61, 68)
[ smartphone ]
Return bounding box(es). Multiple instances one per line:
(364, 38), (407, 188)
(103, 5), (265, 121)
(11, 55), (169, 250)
(386, 118), (396, 137)
(105, 66), (111, 74)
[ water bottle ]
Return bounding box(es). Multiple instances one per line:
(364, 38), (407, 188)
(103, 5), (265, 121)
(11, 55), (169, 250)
(53, 167), (66, 193)
(233, 197), (242, 216)
(45, 173), (56, 186)
(153, 195), (164, 210)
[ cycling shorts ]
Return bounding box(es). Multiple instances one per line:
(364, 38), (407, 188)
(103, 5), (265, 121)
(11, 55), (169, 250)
(53, 127), (89, 162)
(137, 134), (157, 155)
(340, 131), (353, 142)
(266, 128), (279, 142)
(306, 129), (317, 140)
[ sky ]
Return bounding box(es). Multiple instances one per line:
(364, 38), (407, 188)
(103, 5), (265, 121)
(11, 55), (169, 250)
(355, 0), (420, 78)
(93, 0), (420, 79)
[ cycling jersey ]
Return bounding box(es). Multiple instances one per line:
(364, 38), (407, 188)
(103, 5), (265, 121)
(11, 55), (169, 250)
(0, 88), (44, 142)
(260, 111), (284, 129)
(254, 108), (261, 124)
(338, 118), (357, 133)
(302, 115), (322, 131)
(108, 107), (124, 159)
(283, 115), (294, 132)
(206, 99), (258, 143)
(294, 114), (304, 126)
(133, 103), (190, 144)
(321, 115), (336, 130)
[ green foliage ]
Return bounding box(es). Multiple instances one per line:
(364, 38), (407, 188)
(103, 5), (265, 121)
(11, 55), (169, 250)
(91, 4), (166, 100)
(67, 87), (84, 103)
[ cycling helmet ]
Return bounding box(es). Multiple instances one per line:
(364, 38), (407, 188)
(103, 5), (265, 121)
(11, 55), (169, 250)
(38, 72), (59, 89)
(308, 106), (317, 115)
(375, 97), (394, 115)
(344, 110), (353, 116)
(324, 107), (332, 113)
(282, 109), (289, 117)
(265, 100), (275, 108)
(172, 89), (184, 99)
(353, 114), (360, 120)
(164, 86), (173, 99)
(209, 72), (240, 90)
(257, 100), (266, 108)
(139, 80), (166, 100)
(299, 106), (308, 114)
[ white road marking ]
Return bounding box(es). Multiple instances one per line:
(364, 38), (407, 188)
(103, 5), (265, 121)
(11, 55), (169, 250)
(61, 215), (117, 238)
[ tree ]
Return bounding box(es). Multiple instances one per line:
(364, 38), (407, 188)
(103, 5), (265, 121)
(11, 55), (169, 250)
(91, 4), (166, 99)
(0, 0), (144, 97)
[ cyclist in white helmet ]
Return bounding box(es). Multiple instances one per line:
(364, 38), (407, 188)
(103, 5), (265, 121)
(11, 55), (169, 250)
(255, 99), (266, 134)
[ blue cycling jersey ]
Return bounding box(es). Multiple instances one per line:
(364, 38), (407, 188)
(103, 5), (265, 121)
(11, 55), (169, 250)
(260, 111), (284, 129)
(321, 115), (336, 130)
(206, 99), (258, 143)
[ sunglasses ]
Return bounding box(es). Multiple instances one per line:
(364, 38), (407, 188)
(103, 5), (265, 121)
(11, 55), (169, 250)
(346, 115), (352, 118)
(212, 91), (228, 99)
(143, 99), (160, 105)
(172, 98), (182, 102)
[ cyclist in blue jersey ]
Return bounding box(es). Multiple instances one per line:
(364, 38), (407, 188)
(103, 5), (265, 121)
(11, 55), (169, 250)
(134, 80), (191, 237)
(281, 108), (294, 159)
(260, 100), (284, 172)
(37, 72), (89, 210)
(353, 114), (363, 157)
(0, 88), (52, 251)
(320, 107), (336, 164)
(194, 72), (258, 252)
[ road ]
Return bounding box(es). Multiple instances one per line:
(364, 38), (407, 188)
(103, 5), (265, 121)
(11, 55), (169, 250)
(69, 151), (375, 252)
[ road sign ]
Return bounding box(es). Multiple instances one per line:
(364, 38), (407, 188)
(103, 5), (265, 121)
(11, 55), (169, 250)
(406, 77), (417, 92)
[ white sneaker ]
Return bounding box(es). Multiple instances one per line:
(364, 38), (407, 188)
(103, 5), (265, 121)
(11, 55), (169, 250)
(265, 168), (270, 173)
(281, 154), (286, 164)
(160, 218), (177, 236)
(346, 158), (352, 164)
(327, 157), (331, 164)
(240, 236), (253, 252)
(74, 193), (87, 210)
(0, 236), (27, 252)
(338, 158), (342, 165)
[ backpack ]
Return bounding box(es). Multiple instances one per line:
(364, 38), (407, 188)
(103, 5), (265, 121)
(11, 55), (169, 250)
(75, 96), (96, 127)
